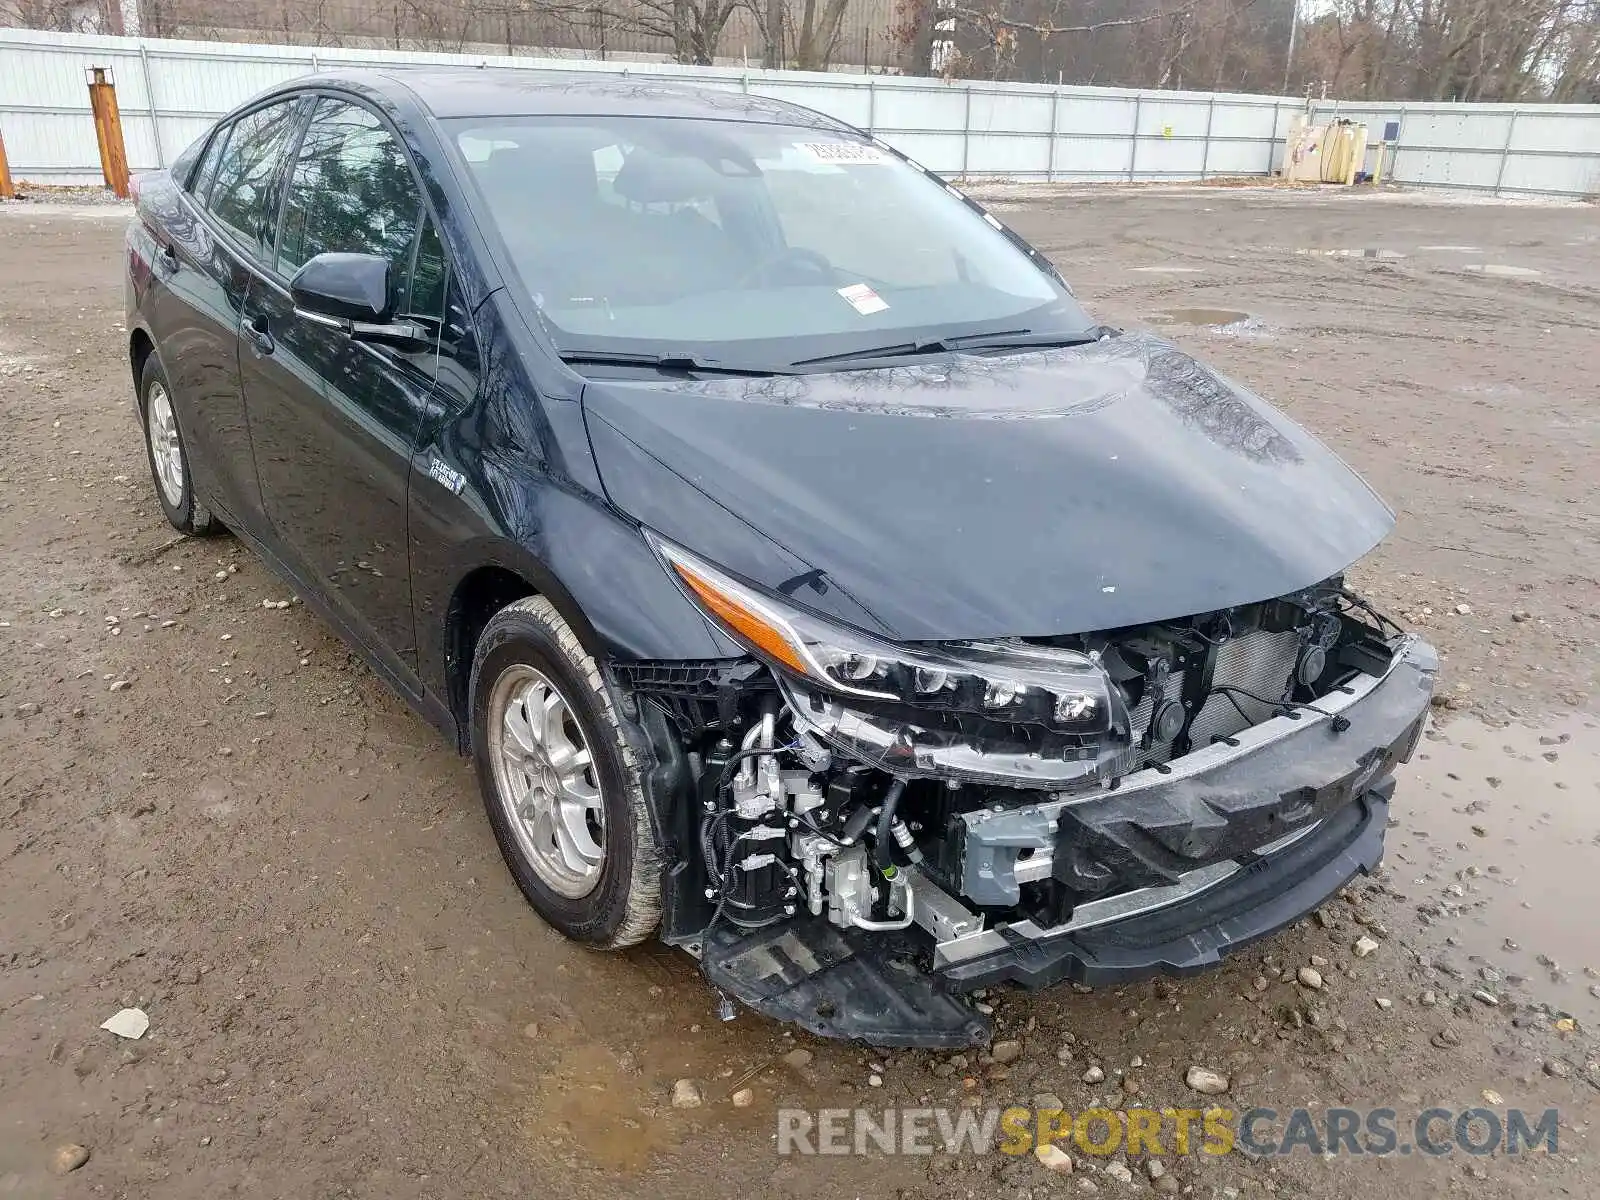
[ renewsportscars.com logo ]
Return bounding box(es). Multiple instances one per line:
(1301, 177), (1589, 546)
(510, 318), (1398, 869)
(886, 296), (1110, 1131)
(776, 1104), (1561, 1158)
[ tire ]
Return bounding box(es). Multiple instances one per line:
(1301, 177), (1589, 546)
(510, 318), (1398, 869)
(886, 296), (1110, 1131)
(470, 595), (662, 948)
(139, 354), (221, 536)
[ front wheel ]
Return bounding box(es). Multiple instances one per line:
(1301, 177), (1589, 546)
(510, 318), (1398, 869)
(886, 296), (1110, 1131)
(140, 355), (221, 536)
(470, 596), (662, 948)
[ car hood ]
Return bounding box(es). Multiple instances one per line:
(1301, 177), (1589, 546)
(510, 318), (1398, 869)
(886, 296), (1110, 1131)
(581, 332), (1394, 641)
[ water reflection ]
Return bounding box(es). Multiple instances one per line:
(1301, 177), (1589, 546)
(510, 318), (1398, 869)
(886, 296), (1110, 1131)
(1393, 712), (1600, 1022)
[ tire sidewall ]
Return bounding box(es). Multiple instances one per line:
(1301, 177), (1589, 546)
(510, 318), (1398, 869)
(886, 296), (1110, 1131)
(139, 354), (197, 531)
(470, 606), (641, 944)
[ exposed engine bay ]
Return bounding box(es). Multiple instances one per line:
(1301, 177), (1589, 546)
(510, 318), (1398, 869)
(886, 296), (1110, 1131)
(616, 573), (1432, 1045)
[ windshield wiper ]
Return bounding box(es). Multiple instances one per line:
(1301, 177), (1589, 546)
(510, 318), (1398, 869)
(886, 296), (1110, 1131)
(790, 327), (1106, 368)
(559, 350), (791, 377)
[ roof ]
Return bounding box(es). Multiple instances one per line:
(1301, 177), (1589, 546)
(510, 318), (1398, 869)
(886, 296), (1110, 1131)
(299, 67), (850, 129)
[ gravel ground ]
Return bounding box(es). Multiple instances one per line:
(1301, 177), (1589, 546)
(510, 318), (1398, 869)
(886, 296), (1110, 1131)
(1, 185), (1597, 1199)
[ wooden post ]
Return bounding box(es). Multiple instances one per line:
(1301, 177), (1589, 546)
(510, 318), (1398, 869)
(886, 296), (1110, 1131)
(87, 66), (131, 199)
(0, 126), (15, 200)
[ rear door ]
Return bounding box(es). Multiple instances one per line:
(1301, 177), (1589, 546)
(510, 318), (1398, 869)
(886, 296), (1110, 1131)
(145, 98), (305, 533)
(239, 96), (443, 677)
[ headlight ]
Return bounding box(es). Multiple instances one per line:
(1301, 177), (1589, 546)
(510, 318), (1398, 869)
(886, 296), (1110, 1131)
(651, 534), (1121, 737)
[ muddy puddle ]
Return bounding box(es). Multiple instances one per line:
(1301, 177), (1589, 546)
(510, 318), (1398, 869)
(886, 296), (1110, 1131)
(1392, 713), (1600, 1022)
(1149, 307), (1265, 333)
(499, 949), (796, 1173)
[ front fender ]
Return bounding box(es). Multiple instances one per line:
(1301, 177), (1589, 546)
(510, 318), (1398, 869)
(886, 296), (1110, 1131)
(409, 437), (738, 721)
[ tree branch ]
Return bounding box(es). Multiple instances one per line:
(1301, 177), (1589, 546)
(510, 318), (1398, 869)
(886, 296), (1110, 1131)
(947, 0), (1205, 41)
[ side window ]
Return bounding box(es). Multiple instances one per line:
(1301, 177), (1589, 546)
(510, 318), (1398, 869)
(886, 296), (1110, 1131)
(188, 124), (228, 203)
(434, 272), (480, 406)
(206, 101), (302, 260)
(277, 98), (422, 311)
(406, 219), (447, 322)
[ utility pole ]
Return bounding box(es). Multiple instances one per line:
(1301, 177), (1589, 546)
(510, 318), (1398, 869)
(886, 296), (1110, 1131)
(1282, 0), (1300, 94)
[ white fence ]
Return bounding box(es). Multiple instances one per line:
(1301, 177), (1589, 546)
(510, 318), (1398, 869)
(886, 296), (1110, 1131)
(2, 27), (1598, 199)
(0, 27), (1293, 187)
(1310, 99), (1600, 200)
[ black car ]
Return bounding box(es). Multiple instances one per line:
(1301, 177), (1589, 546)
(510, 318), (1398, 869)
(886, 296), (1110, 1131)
(125, 69), (1436, 1047)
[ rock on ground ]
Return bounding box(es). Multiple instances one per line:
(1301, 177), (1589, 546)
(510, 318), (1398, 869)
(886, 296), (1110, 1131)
(51, 1144), (90, 1174)
(1185, 1065), (1230, 1095)
(990, 1038), (1024, 1064)
(1035, 1143), (1074, 1173)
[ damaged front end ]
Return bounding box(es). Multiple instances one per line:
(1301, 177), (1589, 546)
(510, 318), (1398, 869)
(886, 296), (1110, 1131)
(616, 540), (1437, 1048)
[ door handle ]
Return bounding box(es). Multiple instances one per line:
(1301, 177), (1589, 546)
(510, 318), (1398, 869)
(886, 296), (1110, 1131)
(245, 314), (275, 356)
(157, 243), (179, 272)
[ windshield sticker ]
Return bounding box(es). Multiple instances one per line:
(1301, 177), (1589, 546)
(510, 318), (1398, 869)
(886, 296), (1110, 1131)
(796, 141), (888, 166)
(837, 283), (889, 315)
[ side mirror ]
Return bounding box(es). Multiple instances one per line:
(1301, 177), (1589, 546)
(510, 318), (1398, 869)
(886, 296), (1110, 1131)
(289, 251), (433, 351)
(290, 252), (392, 323)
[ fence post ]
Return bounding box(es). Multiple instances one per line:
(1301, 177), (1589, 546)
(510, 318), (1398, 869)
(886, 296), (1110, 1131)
(1268, 100), (1282, 175)
(138, 42), (164, 167)
(1200, 95), (1215, 180)
(1392, 107), (1408, 186)
(0, 126), (15, 199)
(1128, 93), (1142, 182)
(961, 85), (972, 178)
(866, 78), (876, 137)
(1493, 109), (1519, 197)
(87, 66), (131, 199)
(1045, 90), (1060, 182)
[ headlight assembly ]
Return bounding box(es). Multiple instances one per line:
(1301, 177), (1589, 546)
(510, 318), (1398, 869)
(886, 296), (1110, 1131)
(650, 533), (1124, 739)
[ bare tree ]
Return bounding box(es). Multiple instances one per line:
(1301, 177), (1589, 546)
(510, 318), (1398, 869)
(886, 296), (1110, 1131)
(1, 0), (111, 29)
(747, 0), (854, 69)
(1289, 0), (1600, 101)
(8, 0), (1592, 95)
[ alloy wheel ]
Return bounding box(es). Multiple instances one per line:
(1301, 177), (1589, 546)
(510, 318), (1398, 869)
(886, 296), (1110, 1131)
(486, 664), (606, 898)
(146, 382), (185, 508)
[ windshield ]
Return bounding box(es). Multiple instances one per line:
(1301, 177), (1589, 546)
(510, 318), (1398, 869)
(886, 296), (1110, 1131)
(448, 115), (1093, 366)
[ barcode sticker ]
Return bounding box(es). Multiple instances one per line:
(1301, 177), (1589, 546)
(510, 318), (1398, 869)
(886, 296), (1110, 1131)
(796, 141), (888, 165)
(837, 283), (889, 315)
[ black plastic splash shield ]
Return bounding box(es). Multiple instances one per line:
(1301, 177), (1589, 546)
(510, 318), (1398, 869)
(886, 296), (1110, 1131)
(700, 920), (992, 1048)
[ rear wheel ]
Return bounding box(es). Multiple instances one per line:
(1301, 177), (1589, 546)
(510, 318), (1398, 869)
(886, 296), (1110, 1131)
(470, 596), (661, 947)
(140, 355), (221, 536)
